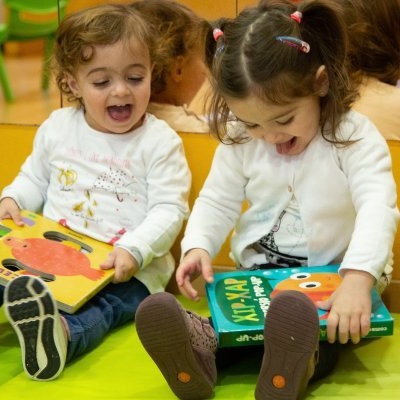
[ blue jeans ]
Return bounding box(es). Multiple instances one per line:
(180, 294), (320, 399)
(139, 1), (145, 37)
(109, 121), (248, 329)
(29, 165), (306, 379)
(0, 278), (149, 363)
(62, 277), (150, 363)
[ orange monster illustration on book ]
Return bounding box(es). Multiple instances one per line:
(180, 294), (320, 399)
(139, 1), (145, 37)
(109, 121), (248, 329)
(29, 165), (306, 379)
(270, 271), (342, 320)
(3, 236), (105, 281)
(270, 271), (342, 303)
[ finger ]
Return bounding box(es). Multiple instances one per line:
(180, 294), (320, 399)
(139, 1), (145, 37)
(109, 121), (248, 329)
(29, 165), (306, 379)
(326, 311), (339, 343)
(114, 272), (129, 283)
(349, 315), (361, 344)
(176, 267), (186, 286)
(112, 266), (126, 283)
(100, 253), (115, 269)
(202, 263), (214, 284)
(112, 273), (121, 284)
(9, 209), (24, 226)
(316, 298), (331, 311)
(179, 278), (199, 301)
(338, 316), (350, 344)
(360, 312), (371, 338)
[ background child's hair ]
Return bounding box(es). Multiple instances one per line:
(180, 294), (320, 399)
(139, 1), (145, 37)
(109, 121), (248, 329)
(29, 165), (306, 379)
(336, 0), (400, 86)
(130, 0), (212, 97)
(209, 0), (358, 144)
(52, 4), (154, 106)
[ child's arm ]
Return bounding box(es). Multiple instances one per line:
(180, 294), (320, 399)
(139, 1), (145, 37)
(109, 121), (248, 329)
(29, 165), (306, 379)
(113, 129), (191, 272)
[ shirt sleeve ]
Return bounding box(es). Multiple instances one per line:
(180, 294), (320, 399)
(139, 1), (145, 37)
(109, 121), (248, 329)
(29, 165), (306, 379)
(116, 130), (191, 268)
(338, 115), (400, 280)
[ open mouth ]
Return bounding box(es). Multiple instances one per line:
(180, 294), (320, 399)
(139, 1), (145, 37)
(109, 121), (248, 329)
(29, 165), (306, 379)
(107, 104), (132, 121)
(276, 137), (297, 155)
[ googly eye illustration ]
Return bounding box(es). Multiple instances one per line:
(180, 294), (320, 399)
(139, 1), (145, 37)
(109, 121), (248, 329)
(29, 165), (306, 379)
(299, 281), (322, 290)
(290, 272), (311, 280)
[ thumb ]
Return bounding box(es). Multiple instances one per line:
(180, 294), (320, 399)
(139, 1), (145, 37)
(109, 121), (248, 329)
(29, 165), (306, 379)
(9, 209), (24, 226)
(316, 296), (333, 311)
(202, 262), (214, 284)
(100, 252), (115, 270)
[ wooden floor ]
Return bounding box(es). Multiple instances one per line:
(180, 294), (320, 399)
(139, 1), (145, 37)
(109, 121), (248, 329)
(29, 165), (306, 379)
(0, 54), (64, 126)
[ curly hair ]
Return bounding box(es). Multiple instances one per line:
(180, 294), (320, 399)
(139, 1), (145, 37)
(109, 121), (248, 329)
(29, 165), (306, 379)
(52, 4), (154, 107)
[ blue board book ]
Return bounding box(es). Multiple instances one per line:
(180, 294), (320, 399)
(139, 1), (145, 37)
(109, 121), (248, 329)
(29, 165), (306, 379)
(206, 265), (394, 348)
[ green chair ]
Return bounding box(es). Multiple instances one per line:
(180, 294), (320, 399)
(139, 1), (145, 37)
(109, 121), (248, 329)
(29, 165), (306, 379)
(0, 0), (68, 102)
(0, 23), (13, 102)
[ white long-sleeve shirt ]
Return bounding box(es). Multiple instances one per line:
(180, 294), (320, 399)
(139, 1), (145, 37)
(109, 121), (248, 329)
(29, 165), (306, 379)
(2, 107), (191, 293)
(182, 111), (399, 282)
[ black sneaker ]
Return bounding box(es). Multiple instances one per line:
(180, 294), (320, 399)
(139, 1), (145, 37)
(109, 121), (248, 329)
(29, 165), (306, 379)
(4, 275), (67, 380)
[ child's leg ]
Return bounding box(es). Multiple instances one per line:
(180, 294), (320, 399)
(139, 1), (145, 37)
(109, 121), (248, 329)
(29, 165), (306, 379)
(4, 275), (149, 380)
(310, 341), (340, 382)
(135, 292), (218, 400)
(63, 277), (149, 362)
(4, 275), (67, 381)
(255, 290), (320, 400)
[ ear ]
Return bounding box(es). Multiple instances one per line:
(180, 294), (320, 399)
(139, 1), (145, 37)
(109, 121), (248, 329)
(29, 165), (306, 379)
(315, 65), (329, 97)
(66, 73), (81, 97)
(170, 55), (185, 83)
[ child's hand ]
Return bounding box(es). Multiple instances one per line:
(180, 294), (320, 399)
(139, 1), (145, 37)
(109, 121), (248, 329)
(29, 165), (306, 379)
(0, 197), (24, 226)
(317, 269), (374, 344)
(100, 247), (139, 283)
(176, 248), (214, 301)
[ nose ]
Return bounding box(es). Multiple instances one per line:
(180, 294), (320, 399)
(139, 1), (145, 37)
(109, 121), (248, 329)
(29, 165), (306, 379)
(264, 132), (287, 144)
(111, 79), (131, 97)
(252, 127), (286, 144)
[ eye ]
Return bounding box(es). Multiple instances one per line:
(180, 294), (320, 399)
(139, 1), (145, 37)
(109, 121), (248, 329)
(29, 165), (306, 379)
(127, 76), (144, 83)
(231, 116), (259, 130)
(244, 123), (259, 130)
(276, 116), (294, 125)
(290, 272), (311, 280)
(93, 80), (109, 87)
(299, 281), (321, 290)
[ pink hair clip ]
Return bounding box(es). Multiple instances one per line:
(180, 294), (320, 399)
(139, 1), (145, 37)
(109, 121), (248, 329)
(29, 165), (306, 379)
(290, 11), (303, 23)
(213, 28), (223, 42)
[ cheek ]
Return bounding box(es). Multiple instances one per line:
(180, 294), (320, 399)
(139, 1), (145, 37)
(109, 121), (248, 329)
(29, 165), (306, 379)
(246, 127), (267, 141)
(140, 84), (152, 103)
(295, 111), (320, 138)
(189, 63), (207, 88)
(304, 118), (320, 137)
(133, 85), (151, 112)
(295, 124), (319, 144)
(81, 94), (105, 115)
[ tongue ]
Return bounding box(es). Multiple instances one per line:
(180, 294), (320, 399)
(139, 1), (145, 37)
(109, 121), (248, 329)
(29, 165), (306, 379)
(108, 105), (131, 121)
(277, 138), (295, 155)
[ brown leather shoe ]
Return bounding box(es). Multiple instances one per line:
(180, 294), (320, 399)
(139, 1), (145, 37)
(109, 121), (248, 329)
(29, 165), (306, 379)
(136, 292), (218, 400)
(255, 290), (319, 400)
